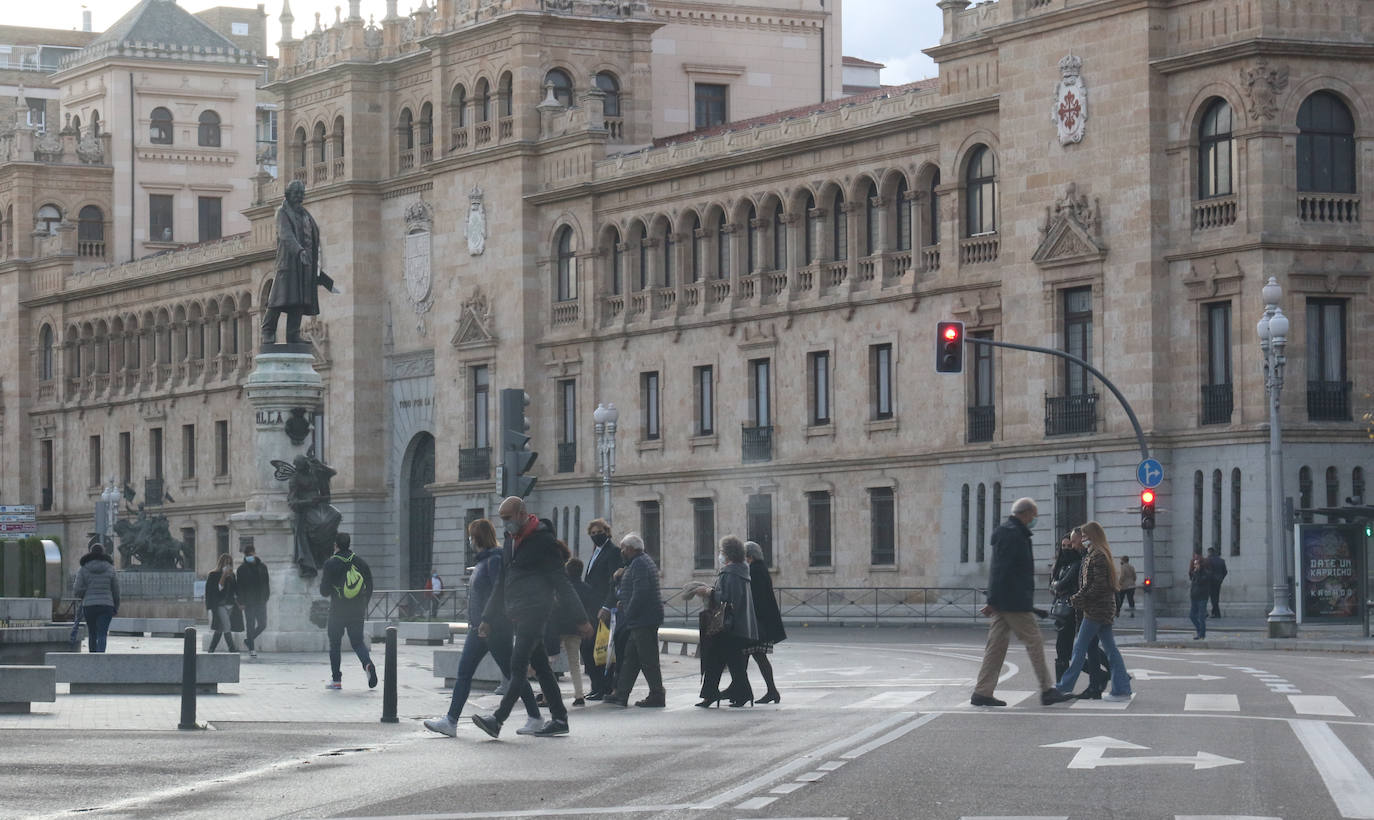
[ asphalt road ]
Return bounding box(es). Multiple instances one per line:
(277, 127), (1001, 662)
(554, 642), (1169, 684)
(7, 626), (1372, 820)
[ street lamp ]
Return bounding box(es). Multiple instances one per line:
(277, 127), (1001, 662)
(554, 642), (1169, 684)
(1257, 276), (1297, 638)
(593, 402), (619, 531)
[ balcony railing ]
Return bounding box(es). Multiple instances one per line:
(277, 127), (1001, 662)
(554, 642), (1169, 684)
(741, 424), (773, 463)
(450, 127), (469, 150)
(920, 244), (941, 271)
(1201, 382), (1233, 425)
(458, 446), (491, 481)
(1045, 393), (1098, 436)
(78, 240), (105, 258)
(967, 405), (995, 443)
(958, 234), (998, 265)
(312, 162), (328, 183)
(144, 478), (165, 506)
(604, 116), (624, 140)
(498, 117), (513, 139)
(474, 122), (492, 145)
(1298, 193), (1359, 224)
(1192, 195), (1237, 230)
(420, 143), (434, 164)
(551, 300), (578, 326)
(332, 158), (345, 179)
(557, 442), (576, 473)
(398, 148), (415, 171)
(1307, 380), (1352, 421)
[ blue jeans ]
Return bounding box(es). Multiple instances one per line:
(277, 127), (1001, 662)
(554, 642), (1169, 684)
(1189, 598), (1208, 637)
(83, 604), (114, 653)
(1056, 616), (1131, 697)
(446, 628), (539, 722)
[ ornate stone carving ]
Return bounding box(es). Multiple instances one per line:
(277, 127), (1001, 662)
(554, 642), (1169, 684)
(1053, 54), (1088, 146)
(76, 130), (104, 164)
(450, 286), (496, 349)
(403, 198), (434, 333)
(1032, 182), (1106, 268)
(467, 185), (486, 256)
(1239, 60), (1289, 121)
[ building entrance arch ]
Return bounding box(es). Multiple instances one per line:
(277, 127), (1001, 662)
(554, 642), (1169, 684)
(404, 432), (436, 590)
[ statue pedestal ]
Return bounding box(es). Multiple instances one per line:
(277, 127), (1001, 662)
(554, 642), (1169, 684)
(227, 351), (328, 652)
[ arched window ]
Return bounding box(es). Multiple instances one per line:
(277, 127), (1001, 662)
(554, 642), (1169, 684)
(895, 176), (912, 251)
(610, 228), (624, 295)
(1297, 92), (1356, 194)
(545, 68), (573, 107)
(1192, 470), (1204, 554)
(90, 111), (100, 136)
(451, 84), (468, 128)
(596, 72), (620, 117)
(313, 121), (327, 162)
(687, 213), (702, 282)
(1230, 468), (1242, 556)
(555, 227), (575, 302)
(745, 202), (757, 274)
(149, 107), (173, 145)
(333, 116), (345, 159)
(831, 191), (847, 261)
(864, 180), (880, 256)
(1211, 469), (1223, 553)
(397, 108), (414, 150)
(71, 115), (81, 135)
(293, 126), (307, 167)
(1298, 465), (1313, 523)
(1325, 465), (1341, 508)
(477, 79), (491, 122)
(1354, 467), (1366, 505)
(964, 146), (996, 236)
(660, 222), (674, 287)
(716, 211), (731, 280)
(78, 205), (104, 255)
(197, 110), (221, 147)
(418, 102), (433, 147)
(771, 200), (786, 271)
(975, 483), (987, 562)
(803, 191), (818, 264)
(959, 484), (970, 563)
(498, 73), (513, 118)
(635, 225), (648, 290)
(927, 169), (940, 246)
(1198, 99), (1234, 199)
(36, 204), (62, 235)
(39, 324), (54, 381)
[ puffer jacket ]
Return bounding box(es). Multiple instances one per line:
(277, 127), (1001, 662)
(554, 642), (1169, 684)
(711, 562), (759, 642)
(74, 551), (120, 610)
(1070, 544), (1115, 624)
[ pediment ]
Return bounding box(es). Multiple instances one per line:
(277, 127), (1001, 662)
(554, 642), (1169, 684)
(450, 308), (497, 350)
(1032, 217), (1106, 269)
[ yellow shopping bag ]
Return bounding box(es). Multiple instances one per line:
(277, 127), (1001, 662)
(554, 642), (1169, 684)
(593, 620), (611, 666)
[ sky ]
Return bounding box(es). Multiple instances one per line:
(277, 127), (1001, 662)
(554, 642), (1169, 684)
(12, 0), (941, 83)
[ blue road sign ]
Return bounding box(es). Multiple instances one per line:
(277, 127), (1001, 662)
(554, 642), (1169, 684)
(1137, 458), (1164, 489)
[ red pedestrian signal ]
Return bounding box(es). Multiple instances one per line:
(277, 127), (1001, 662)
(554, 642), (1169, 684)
(935, 321), (965, 374)
(1140, 488), (1156, 530)
(1142, 576), (1152, 592)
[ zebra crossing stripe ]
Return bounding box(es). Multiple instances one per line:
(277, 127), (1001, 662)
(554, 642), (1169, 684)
(1290, 720), (1374, 820)
(1185, 694), (1240, 712)
(842, 690), (934, 710)
(1288, 695), (1354, 717)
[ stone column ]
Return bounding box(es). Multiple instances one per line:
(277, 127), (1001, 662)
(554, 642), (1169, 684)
(227, 349), (328, 651)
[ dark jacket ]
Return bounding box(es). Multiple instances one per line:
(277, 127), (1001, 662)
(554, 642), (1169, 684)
(615, 551), (664, 630)
(236, 558), (271, 606)
(319, 549), (373, 616)
(1189, 563), (1214, 602)
(1071, 546), (1116, 624)
(74, 551), (120, 610)
(987, 516), (1036, 612)
(711, 562), (759, 642)
(483, 517), (587, 629)
(748, 559), (787, 644)
(466, 546), (502, 625)
(1051, 550), (1084, 599)
(1206, 554), (1228, 583)
(205, 569), (238, 611)
(582, 536), (622, 611)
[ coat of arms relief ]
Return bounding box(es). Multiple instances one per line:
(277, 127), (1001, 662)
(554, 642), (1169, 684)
(1053, 54), (1088, 146)
(403, 198), (434, 335)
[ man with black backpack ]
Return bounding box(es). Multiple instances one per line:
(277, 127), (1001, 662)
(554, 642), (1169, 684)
(319, 532), (377, 690)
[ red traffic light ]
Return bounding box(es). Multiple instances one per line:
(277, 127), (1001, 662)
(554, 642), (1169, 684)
(935, 320), (965, 374)
(943, 325), (960, 342)
(1140, 489), (1155, 504)
(1142, 576), (1152, 590)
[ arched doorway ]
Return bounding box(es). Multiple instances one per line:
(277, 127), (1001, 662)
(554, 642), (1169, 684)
(405, 432), (435, 590)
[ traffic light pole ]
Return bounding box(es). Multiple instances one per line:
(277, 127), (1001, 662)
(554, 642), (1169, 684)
(964, 337), (1158, 642)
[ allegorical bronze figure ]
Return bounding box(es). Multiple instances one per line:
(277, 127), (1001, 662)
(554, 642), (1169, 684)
(261, 180), (336, 345)
(272, 453), (343, 577)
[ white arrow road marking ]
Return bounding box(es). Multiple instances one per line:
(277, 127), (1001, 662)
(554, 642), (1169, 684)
(1130, 668), (1225, 681)
(1290, 720), (1374, 819)
(1042, 736), (1243, 770)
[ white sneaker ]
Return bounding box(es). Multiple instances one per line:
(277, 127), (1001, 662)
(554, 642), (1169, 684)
(514, 716), (545, 735)
(1103, 692), (1133, 702)
(250, 650), (258, 658)
(493, 682), (510, 696)
(423, 715), (458, 737)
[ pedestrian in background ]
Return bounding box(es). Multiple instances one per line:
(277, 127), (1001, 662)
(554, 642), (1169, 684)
(744, 540), (785, 704)
(1205, 547), (1228, 618)
(581, 518), (621, 701)
(206, 553), (241, 653)
(424, 518), (540, 737)
(73, 542), (119, 653)
(319, 532), (377, 690)
(605, 533), (665, 708)
(694, 535), (758, 708)
(425, 568), (444, 619)
(1115, 555), (1137, 618)
(1189, 553), (1213, 640)
(971, 497), (1069, 707)
(561, 557), (601, 706)
(1055, 521), (1133, 701)
(236, 543), (270, 657)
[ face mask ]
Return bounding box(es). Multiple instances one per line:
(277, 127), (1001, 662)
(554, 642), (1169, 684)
(244, 555), (255, 563)
(1028, 516), (1038, 530)
(591, 533), (610, 547)
(502, 517), (522, 536)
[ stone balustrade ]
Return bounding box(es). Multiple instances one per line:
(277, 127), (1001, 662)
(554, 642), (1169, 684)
(1192, 196), (1237, 230)
(1298, 193), (1360, 224)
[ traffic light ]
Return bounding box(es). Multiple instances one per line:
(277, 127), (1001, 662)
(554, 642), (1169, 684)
(1139, 488), (1156, 530)
(935, 321), (965, 374)
(500, 388), (537, 498)
(1142, 576), (1152, 593)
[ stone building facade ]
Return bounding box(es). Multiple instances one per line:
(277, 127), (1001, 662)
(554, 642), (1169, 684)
(2, 0), (1370, 615)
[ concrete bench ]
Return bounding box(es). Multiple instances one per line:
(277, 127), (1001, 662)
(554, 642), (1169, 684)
(432, 643), (569, 689)
(659, 627), (700, 657)
(45, 652), (240, 694)
(365, 620), (391, 643)
(0, 625), (83, 665)
(109, 617), (197, 637)
(0, 598), (53, 624)
(0, 665), (57, 713)
(399, 621), (451, 646)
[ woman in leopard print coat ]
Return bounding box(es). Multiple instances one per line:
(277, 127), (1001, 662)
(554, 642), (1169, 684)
(1054, 521), (1134, 700)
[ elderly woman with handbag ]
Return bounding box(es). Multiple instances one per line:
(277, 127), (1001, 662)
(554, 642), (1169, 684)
(691, 535), (759, 708)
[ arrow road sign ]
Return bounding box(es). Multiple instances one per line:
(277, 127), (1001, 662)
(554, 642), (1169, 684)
(1137, 458), (1164, 489)
(1129, 668), (1225, 682)
(1042, 736), (1242, 770)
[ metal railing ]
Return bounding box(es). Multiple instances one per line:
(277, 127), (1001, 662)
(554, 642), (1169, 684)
(1201, 382), (1233, 425)
(1045, 392), (1097, 436)
(1307, 380), (1352, 421)
(557, 442), (576, 473)
(967, 404), (995, 442)
(741, 424), (773, 462)
(367, 589), (470, 622)
(459, 446), (491, 481)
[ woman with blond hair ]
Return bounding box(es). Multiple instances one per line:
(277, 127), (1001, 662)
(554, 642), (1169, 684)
(1054, 521), (1132, 701)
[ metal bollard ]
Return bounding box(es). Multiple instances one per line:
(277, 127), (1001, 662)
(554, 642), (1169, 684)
(177, 626), (199, 730)
(381, 625), (398, 723)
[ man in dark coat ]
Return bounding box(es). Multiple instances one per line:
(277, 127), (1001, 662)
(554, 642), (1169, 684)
(236, 543), (271, 658)
(1205, 547), (1228, 617)
(972, 497), (1069, 707)
(580, 517), (620, 699)
(262, 179), (329, 345)
(605, 533), (665, 708)
(471, 497), (593, 739)
(319, 532), (376, 690)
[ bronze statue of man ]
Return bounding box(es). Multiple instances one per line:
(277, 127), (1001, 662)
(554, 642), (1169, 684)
(262, 180), (335, 345)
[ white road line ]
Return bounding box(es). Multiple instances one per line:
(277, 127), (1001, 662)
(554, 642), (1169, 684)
(956, 690), (1035, 709)
(768, 783), (807, 795)
(734, 797), (778, 810)
(1290, 719), (1374, 820)
(795, 771), (828, 782)
(842, 690), (933, 709)
(1069, 695), (1133, 710)
(1289, 695), (1355, 717)
(817, 760), (848, 771)
(959, 816), (1069, 820)
(1185, 694), (1240, 712)
(840, 712), (940, 759)
(1175, 816), (1283, 819)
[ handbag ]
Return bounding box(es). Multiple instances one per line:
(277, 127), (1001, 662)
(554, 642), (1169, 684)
(1049, 596), (1073, 621)
(593, 620), (611, 666)
(703, 600), (733, 637)
(229, 604), (246, 633)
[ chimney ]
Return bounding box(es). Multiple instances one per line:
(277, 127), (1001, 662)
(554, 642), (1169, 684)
(82, 10), (92, 32)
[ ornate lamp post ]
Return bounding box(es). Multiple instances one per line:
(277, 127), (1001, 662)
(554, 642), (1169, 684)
(1257, 276), (1297, 638)
(593, 403), (619, 530)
